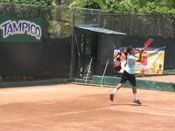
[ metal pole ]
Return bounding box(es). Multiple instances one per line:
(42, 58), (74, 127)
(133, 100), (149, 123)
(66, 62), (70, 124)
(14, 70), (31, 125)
(74, 33), (81, 71)
(70, 8), (75, 78)
(85, 58), (93, 84)
(100, 59), (109, 87)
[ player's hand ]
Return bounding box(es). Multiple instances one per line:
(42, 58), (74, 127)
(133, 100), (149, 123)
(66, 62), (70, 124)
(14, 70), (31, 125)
(136, 48), (144, 54)
(140, 48), (145, 53)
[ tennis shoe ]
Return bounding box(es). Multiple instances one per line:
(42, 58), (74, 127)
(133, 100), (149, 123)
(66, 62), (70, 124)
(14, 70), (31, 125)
(110, 93), (114, 102)
(134, 99), (142, 105)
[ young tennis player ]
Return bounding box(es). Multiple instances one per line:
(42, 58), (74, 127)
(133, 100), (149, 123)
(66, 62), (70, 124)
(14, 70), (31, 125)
(110, 46), (144, 104)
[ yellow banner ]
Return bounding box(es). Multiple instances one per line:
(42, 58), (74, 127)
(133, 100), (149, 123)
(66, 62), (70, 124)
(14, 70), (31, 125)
(135, 47), (165, 74)
(114, 47), (165, 74)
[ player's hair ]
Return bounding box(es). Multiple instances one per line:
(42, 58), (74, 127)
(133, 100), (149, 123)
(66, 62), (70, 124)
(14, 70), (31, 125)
(125, 46), (135, 60)
(126, 46), (134, 54)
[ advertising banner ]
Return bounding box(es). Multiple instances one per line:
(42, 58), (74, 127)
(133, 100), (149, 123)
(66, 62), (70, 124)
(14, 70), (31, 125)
(0, 15), (42, 42)
(114, 47), (165, 74)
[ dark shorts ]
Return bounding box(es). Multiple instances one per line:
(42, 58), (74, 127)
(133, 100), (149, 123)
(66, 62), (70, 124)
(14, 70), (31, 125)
(120, 70), (136, 86)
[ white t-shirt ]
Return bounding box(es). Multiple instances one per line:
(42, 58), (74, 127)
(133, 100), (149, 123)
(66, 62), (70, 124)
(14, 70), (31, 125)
(124, 54), (137, 74)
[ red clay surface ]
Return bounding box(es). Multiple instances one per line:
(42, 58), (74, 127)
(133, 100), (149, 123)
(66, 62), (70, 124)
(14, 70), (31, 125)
(137, 75), (175, 82)
(0, 84), (175, 131)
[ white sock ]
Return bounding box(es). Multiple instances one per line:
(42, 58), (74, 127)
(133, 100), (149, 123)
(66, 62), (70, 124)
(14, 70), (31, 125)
(112, 88), (117, 95)
(134, 93), (138, 100)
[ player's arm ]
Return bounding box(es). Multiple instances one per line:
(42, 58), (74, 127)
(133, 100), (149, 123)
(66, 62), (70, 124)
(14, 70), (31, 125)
(137, 48), (145, 62)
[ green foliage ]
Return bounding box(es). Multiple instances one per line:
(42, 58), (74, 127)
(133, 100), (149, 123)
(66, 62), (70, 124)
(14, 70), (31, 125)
(82, 0), (175, 14)
(52, 0), (83, 7)
(0, 0), (53, 6)
(165, 0), (175, 8)
(83, 0), (103, 9)
(164, 69), (175, 73)
(138, 1), (175, 14)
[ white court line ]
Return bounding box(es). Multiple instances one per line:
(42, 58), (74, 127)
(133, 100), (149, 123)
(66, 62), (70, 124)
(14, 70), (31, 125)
(104, 106), (175, 118)
(100, 104), (175, 111)
(56, 105), (175, 118)
(1, 105), (175, 124)
(55, 111), (87, 116)
(147, 105), (175, 111)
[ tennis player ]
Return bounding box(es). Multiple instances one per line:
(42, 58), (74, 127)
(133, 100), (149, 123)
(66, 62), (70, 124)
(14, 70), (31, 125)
(110, 46), (144, 104)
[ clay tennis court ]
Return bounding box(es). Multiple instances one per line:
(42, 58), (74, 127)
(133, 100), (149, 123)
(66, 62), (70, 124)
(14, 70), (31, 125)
(0, 82), (175, 131)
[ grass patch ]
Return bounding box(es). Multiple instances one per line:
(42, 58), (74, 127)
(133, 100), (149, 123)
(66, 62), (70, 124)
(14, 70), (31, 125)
(164, 69), (175, 73)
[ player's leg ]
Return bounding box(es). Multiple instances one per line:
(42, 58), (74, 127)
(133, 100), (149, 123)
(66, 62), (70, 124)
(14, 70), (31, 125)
(112, 82), (124, 95)
(128, 75), (142, 104)
(110, 71), (127, 102)
(110, 82), (124, 102)
(132, 85), (141, 104)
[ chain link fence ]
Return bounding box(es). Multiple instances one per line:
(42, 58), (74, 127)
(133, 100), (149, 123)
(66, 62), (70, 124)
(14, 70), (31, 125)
(73, 8), (175, 78)
(73, 8), (175, 38)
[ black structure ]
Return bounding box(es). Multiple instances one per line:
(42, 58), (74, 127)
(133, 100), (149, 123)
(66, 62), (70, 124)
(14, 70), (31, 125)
(73, 26), (126, 78)
(0, 37), (71, 78)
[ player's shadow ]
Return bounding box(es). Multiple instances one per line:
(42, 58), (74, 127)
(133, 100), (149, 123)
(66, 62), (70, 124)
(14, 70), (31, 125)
(111, 103), (148, 107)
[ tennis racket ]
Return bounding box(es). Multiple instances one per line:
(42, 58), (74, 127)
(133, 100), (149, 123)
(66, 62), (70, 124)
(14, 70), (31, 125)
(144, 38), (153, 48)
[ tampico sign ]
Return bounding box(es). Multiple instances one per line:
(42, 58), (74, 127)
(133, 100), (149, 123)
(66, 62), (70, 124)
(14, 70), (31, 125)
(0, 15), (42, 42)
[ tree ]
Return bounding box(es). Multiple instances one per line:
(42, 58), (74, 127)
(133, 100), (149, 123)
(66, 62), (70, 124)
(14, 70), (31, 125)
(0, 0), (53, 6)
(165, 0), (175, 8)
(83, 0), (103, 9)
(52, 0), (83, 7)
(82, 0), (175, 14)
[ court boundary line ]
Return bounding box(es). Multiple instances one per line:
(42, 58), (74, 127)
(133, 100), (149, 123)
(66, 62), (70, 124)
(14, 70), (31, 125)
(49, 105), (175, 118)
(99, 106), (175, 118)
(1, 105), (175, 124)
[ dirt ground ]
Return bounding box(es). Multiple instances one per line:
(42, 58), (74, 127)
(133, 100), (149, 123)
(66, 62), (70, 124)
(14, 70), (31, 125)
(0, 83), (175, 131)
(137, 75), (175, 82)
